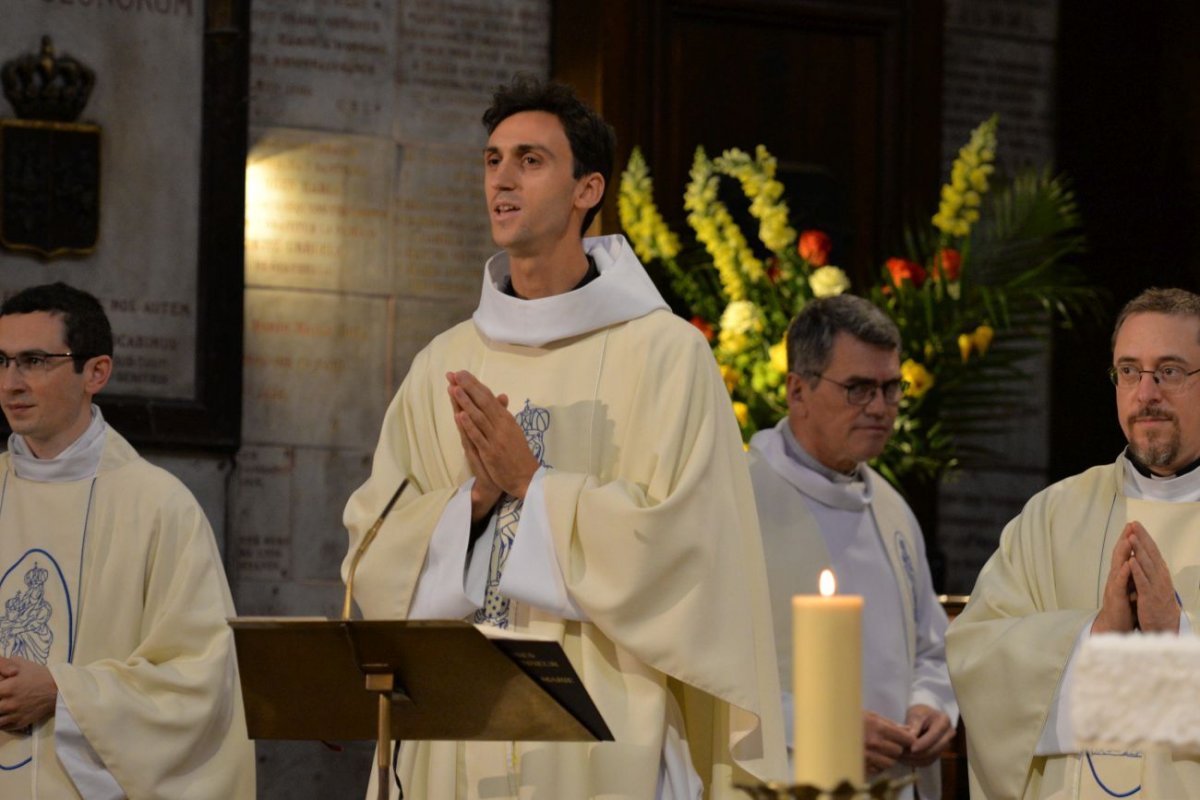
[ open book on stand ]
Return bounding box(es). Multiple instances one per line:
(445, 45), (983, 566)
(228, 617), (613, 743)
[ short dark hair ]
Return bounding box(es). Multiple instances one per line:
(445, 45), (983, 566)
(1112, 287), (1200, 349)
(787, 295), (900, 380)
(482, 75), (616, 234)
(0, 282), (113, 372)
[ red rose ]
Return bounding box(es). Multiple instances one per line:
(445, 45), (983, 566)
(797, 230), (832, 267)
(933, 248), (962, 282)
(690, 316), (714, 342)
(885, 257), (927, 289)
(766, 256), (781, 284)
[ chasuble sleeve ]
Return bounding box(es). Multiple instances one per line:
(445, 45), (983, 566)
(49, 473), (254, 800)
(536, 320), (787, 782)
(946, 485), (1097, 800)
(343, 344), (467, 620)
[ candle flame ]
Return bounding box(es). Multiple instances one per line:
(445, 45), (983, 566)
(819, 569), (836, 596)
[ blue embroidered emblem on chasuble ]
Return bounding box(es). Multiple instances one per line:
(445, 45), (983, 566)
(895, 531), (918, 620)
(474, 399), (551, 629)
(0, 549), (73, 771)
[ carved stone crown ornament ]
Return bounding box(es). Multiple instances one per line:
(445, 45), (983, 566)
(0, 36), (102, 260)
(2, 36), (96, 122)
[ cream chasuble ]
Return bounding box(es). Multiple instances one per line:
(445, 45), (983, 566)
(344, 235), (787, 799)
(947, 455), (1200, 800)
(0, 423), (254, 799)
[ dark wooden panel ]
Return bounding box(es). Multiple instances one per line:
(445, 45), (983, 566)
(1050, 0), (1200, 480)
(553, 0), (943, 289)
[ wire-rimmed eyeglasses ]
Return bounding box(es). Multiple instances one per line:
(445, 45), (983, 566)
(801, 371), (908, 406)
(1108, 363), (1200, 392)
(0, 352), (87, 375)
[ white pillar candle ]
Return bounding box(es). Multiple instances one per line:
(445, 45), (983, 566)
(792, 569), (863, 787)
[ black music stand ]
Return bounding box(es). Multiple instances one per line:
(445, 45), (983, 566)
(229, 618), (612, 800)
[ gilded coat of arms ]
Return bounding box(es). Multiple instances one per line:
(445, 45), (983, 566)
(1, 36), (101, 259)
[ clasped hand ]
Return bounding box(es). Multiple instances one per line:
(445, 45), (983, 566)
(0, 656), (57, 732)
(863, 705), (954, 776)
(1093, 521), (1179, 634)
(446, 371), (539, 521)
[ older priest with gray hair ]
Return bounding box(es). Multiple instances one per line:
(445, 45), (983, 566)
(748, 294), (957, 799)
(0, 282), (254, 799)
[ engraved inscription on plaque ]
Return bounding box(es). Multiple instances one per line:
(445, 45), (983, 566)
(249, 0), (395, 135)
(943, 35), (1055, 173)
(245, 128), (393, 293)
(243, 289), (389, 449)
(105, 295), (195, 398)
(394, 143), (495, 298)
(234, 445), (295, 582)
(395, 0), (549, 145)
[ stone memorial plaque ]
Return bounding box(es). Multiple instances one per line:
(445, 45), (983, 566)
(394, 143), (496, 298)
(943, 33), (1056, 173)
(952, 346), (1051, 472)
(291, 447), (373, 583)
(394, 0), (549, 145)
(234, 577), (347, 620)
(102, 294), (196, 398)
(939, 469), (1050, 594)
(945, 0), (1057, 41)
(2, 2), (204, 400)
(243, 289), (389, 449)
(245, 128), (393, 293)
(249, 0), (395, 136)
(393, 294), (477, 391)
(233, 445), (295, 582)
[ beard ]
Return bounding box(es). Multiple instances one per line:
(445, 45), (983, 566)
(1127, 407), (1181, 469)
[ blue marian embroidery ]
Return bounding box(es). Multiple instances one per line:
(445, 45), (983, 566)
(0, 562), (54, 665)
(474, 399), (552, 629)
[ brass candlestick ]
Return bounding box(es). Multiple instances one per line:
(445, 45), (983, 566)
(736, 772), (917, 800)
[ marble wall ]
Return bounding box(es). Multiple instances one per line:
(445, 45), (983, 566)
(239, 0), (550, 793)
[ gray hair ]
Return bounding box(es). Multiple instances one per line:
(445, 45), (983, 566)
(1112, 287), (1200, 349)
(787, 295), (901, 378)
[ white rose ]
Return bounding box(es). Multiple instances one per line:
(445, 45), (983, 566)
(720, 300), (762, 335)
(808, 266), (851, 298)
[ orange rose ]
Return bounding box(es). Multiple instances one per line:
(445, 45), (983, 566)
(933, 248), (962, 282)
(885, 257), (927, 289)
(690, 316), (714, 342)
(798, 230), (832, 267)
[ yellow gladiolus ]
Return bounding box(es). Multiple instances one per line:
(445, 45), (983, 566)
(901, 359), (935, 398)
(973, 324), (995, 356)
(958, 333), (973, 363)
(732, 401), (750, 427)
(933, 115), (997, 239)
(618, 148), (681, 262)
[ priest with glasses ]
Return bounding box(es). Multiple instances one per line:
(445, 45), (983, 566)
(748, 294), (958, 799)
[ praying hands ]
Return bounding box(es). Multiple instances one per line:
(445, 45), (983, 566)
(446, 370), (540, 521)
(1092, 521), (1180, 634)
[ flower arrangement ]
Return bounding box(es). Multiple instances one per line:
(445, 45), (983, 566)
(619, 116), (1101, 487)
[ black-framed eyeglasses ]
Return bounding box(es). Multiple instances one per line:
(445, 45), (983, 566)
(802, 371), (908, 406)
(0, 352), (88, 375)
(1108, 363), (1200, 392)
